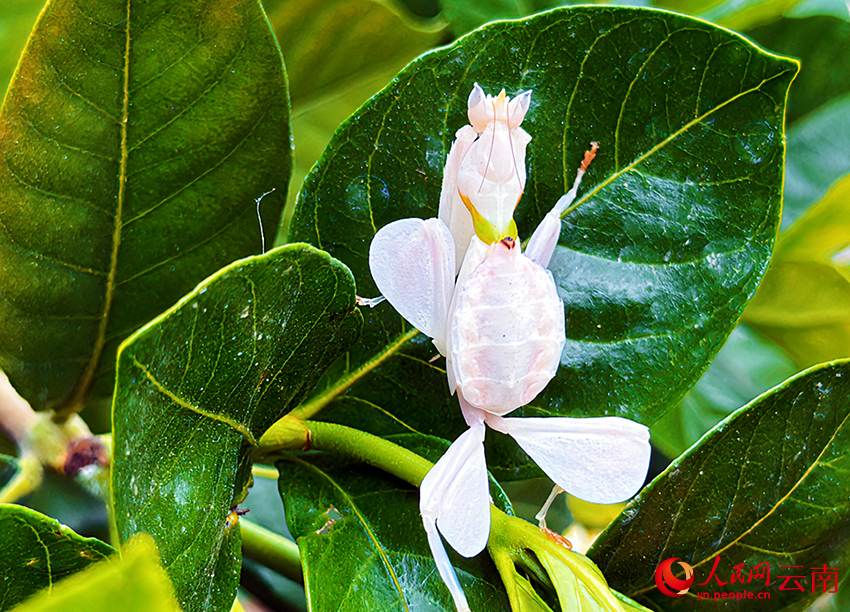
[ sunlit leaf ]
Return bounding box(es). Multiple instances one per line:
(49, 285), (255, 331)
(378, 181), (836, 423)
(0, 0), (291, 415)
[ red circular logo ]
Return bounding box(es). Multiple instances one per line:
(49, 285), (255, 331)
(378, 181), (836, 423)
(655, 558), (695, 597)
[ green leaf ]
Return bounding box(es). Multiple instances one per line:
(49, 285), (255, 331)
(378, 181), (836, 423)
(0, 0), (291, 415)
(12, 534), (179, 612)
(588, 360), (850, 611)
(650, 323), (798, 459)
(263, 0), (446, 238)
(287, 6), (798, 461)
(0, 503), (114, 611)
(276, 434), (512, 612)
(782, 92), (850, 229)
(111, 244), (362, 612)
(743, 173), (850, 367)
(747, 15), (850, 125)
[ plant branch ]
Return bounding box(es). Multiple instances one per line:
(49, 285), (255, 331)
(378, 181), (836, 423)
(240, 518), (303, 585)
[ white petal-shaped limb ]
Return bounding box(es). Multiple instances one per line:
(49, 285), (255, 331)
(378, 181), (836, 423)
(369, 217), (456, 355)
(420, 420), (490, 557)
(487, 415), (651, 504)
(420, 421), (489, 612)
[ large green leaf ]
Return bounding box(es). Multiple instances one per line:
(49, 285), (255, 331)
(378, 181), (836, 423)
(12, 534), (178, 612)
(589, 360), (850, 611)
(276, 434), (512, 612)
(111, 244), (362, 612)
(743, 173), (850, 367)
(263, 0), (446, 238)
(650, 322), (798, 458)
(286, 7), (798, 462)
(0, 503), (114, 611)
(0, 0), (291, 415)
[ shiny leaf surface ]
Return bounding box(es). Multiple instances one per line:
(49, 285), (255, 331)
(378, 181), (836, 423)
(589, 360), (850, 611)
(0, 503), (113, 611)
(287, 7), (798, 464)
(0, 0), (291, 414)
(111, 244), (361, 612)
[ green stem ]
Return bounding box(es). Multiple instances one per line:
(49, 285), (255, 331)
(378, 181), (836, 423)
(305, 420), (433, 487)
(240, 518), (303, 584)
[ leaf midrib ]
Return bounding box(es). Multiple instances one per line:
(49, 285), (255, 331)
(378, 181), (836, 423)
(60, 0), (132, 415)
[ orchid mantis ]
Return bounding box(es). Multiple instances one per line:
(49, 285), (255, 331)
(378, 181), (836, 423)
(368, 85), (651, 612)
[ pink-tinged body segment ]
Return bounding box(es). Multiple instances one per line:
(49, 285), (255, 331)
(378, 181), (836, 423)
(451, 241), (565, 414)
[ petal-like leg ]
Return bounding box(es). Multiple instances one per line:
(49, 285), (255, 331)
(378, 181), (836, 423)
(420, 419), (488, 612)
(525, 143), (598, 268)
(420, 419), (489, 556)
(486, 413), (650, 505)
(369, 217), (456, 354)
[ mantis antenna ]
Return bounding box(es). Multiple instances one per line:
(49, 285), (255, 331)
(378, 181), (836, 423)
(255, 188), (276, 254)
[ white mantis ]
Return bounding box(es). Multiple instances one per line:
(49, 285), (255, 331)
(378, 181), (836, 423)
(368, 84), (651, 612)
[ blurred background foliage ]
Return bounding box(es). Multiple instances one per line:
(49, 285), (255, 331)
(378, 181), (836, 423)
(1, 0), (848, 609)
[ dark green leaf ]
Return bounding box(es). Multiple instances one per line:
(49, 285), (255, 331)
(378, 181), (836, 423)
(13, 534), (180, 612)
(287, 7), (798, 465)
(0, 503), (114, 611)
(747, 15), (850, 125)
(276, 435), (512, 612)
(111, 244), (362, 612)
(782, 92), (850, 229)
(263, 0), (446, 238)
(650, 323), (798, 459)
(0, 0), (291, 415)
(589, 360), (850, 611)
(743, 174), (850, 367)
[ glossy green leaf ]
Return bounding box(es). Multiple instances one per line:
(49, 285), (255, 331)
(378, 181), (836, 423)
(13, 534), (179, 612)
(743, 173), (850, 367)
(287, 6), (798, 463)
(276, 434), (512, 612)
(0, 503), (114, 611)
(111, 244), (362, 612)
(650, 322), (798, 458)
(263, 0), (446, 237)
(589, 360), (850, 611)
(747, 15), (850, 125)
(0, 0), (291, 415)
(782, 92), (850, 229)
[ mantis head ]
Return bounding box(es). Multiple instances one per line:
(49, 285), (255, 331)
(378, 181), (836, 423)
(467, 82), (532, 133)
